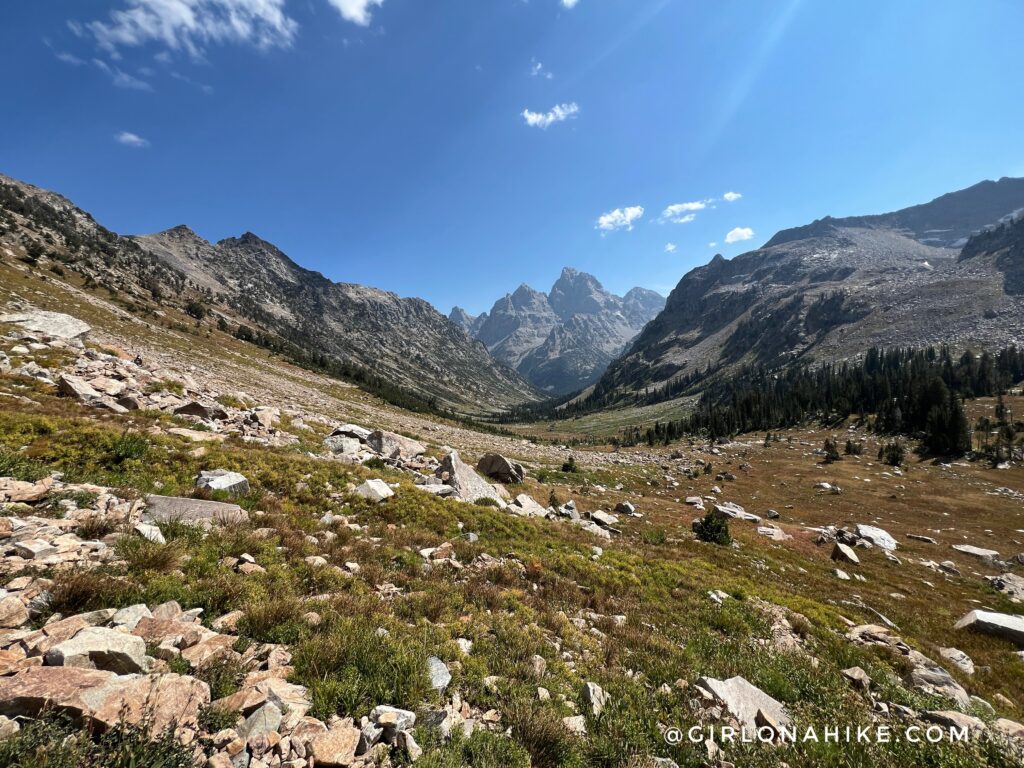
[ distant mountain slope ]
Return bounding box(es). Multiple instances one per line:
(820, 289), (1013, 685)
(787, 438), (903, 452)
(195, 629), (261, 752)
(0, 173), (537, 413)
(591, 177), (1024, 405)
(460, 268), (665, 395)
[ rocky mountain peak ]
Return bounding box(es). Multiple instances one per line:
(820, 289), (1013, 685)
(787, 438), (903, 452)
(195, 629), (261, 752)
(465, 267), (664, 394)
(161, 224), (208, 244)
(548, 267), (615, 320)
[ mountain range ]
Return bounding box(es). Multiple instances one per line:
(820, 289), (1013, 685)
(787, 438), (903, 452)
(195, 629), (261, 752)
(0, 174), (535, 413)
(449, 269), (664, 395)
(3, 170), (1024, 419)
(589, 177), (1024, 406)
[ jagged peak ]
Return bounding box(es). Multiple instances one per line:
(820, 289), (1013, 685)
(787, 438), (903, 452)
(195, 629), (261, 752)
(149, 224), (211, 247)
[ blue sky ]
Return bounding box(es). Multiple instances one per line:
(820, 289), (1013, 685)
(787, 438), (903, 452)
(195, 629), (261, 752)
(2, 1), (1022, 315)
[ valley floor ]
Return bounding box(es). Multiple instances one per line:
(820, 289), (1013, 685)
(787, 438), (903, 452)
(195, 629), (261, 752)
(2, 259), (1024, 767)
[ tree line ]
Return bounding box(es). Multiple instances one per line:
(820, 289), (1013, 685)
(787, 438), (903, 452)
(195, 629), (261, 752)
(618, 345), (1024, 456)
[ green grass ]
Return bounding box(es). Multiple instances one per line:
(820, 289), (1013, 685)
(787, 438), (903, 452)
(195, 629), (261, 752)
(1, 373), (1023, 767)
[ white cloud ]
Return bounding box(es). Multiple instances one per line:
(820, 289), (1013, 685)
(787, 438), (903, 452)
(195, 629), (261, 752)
(661, 200), (709, 224)
(115, 131), (150, 148)
(664, 243), (677, 253)
(56, 51), (85, 65)
(724, 226), (754, 244)
(562, 0), (580, 7)
(723, 191), (742, 202)
(87, 0), (300, 56)
(530, 58), (553, 79)
(94, 58), (153, 90)
(596, 206), (644, 233)
(522, 102), (579, 129)
(84, 0), (388, 57)
(708, 242), (717, 248)
(325, 0), (385, 26)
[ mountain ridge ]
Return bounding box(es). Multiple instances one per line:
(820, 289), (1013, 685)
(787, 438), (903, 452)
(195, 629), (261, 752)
(588, 176), (1024, 407)
(0, 172), (538, 413)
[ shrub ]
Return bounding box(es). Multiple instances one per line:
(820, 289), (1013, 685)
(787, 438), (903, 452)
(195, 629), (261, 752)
(76, 515), (120, 540)
(0, 713), (194, 768)
(641, 527), (667, 545)
(198, 705), (240, 734)
(561, 456), (579, 473)
(878, 441), (906, 467)
(362, 457), (387, 471)
(238, 598), (308, 645)
(193, 654), (248, 700)
(505, 700), (580, 768)
(116, 537), (186, 573)
(47, 571), (139, 618)
(692, 509), (731, 545)
(474, 497), (501, 507)
(844, 439), (864, 456)
(109, 431), (149, 465)
(823, 437), (841, 463)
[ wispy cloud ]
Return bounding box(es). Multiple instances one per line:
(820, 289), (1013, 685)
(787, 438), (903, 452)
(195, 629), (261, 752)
(562, 0), (580, 8)
(725, 226), (754, 244)
(93, 58), (153, 90)
(82, 1), (388, 58)
(664, 243), (677, 253)
(530, 58), (553, 79)
(723, 191), (742, 202)
(86, 0), (300, 56)
(115, 131), (150, 148)
(56, 51), (85, 65)
(522, 102), (579, 129)
(596, 206), (644, 233)
(708, 241), (718, 248)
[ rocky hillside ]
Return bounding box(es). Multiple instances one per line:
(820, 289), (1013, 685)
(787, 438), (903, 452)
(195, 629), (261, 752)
(0, 173), (536, 413)
(592, 177), (1024, 403)
(455, 268), (664, 395)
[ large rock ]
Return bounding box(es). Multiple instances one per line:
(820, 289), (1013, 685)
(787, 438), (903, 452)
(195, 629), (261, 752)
(989, 573), (1024, 602)
(0, 476), (53, 503)
(952, 544), (1000, 560)
(329, 424), (372, 441)
(310, 725), (361, 768)
(174, 401), (229, 421)
(437, 451), (506, 508)
(0, 311), (91, 340)
(324, 435), (362, 455)
(0, 596), (29, 628)
(714, 502), (761, 524)
(847, 625), (969, 706)
(0, 667), (208, 733)
(831, 543), (860, 565)
(955, 610), (1024, 647)
(508, 493), (548, 518)
(196, 469), (250, 496)
(143, 495), (248, 526)
(427, 656), (451, 691)
(367, 429), (426, 460)
(57, 374), (100, 403)
(855, 524), (898, 551)
(695, 676), (790, 732)
(583, 682), (609, 716)
(476, 453), (525, 484)
(354, 479), (394, 503)
(44, 627), (150, 674)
